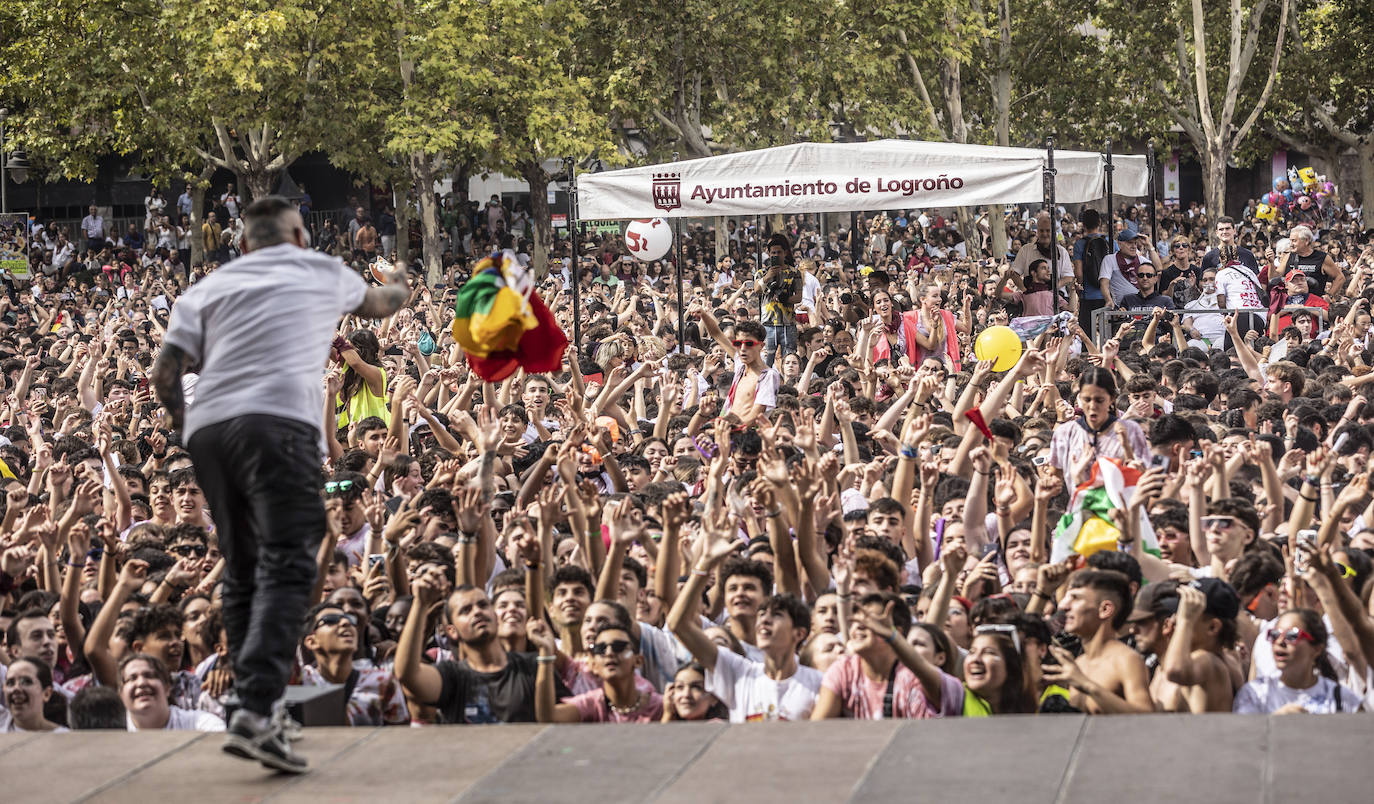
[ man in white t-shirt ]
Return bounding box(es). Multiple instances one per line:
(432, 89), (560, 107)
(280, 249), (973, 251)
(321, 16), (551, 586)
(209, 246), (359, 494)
(669, 545), (821, 721)
(1011, 211), (1073, 287)
(1098, 231), (1145, 309)
(155, 196), (409, 773)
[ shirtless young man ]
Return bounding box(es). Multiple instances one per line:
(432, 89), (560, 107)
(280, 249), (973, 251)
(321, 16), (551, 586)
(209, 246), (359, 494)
(1043, 569), (1155, 713)
(690, 301), (780, 428)
(1156, 580), (1240, 712)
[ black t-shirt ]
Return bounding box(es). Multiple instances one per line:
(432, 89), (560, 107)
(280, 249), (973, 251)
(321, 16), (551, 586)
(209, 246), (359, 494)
(1200, 246), (1259, 274)
(1160, 261), (1199, 293)
(433, 651), (570, 724)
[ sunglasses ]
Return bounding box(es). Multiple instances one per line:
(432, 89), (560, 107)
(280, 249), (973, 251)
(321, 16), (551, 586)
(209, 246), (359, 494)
(974, 623), (1022, 654)
(1201, 516), (1241, 531)
(731, 339), (759, 348)
(1137, 273), (1157, 279)
(588, 639), (635, 657)
(324, 479), (355, 495)
(170, 543), (208, 558)
(1265, 627), (1315, 646)
(1335, 562), (1357, 580)
(314, 612), (358, 630)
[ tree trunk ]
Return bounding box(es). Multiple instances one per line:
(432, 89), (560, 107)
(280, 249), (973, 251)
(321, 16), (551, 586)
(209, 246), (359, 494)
(1359, 142), (1374, 230)
(715, 216), (728, 261)
(520, 160), (552, 279)
(395, 184), (411, 266)
(188, 164), (214, 268)
(990, 0), (1011, 263)
(414, 154), (444, 285)
(1201, 142), (1227, 223)
(243, 170), (275, 201)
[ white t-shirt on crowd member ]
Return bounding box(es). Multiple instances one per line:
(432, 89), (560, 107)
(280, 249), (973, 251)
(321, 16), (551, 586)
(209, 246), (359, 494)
(705, 648), (822, 722)
(1233, 675), (1362, 714)
(1216, 263), (1266, 320)
(163, 243), (368, 444)
(127, 705), (225, 732)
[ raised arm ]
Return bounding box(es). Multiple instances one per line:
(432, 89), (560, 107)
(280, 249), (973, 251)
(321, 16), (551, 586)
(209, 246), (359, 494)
(395, 566), (447, 706)
(84, 559), (149, 687)
(353, 264), (410, 320)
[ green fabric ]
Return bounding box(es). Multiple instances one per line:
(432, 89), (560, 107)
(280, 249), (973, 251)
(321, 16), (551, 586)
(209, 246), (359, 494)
(453, 271), (501, 318)
(963, 689), (992, 717)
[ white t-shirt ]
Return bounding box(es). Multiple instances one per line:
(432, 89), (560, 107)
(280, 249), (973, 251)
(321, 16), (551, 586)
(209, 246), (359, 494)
(127, 705), (226, 731)
(726, 358), (780, 412)
(705, 649), (822, 722)
(1097, 254), (1142, 305)
(163, 243), (369, 443)
(1183, 294), (1227, 346)
(1216, 264), (1266, 319)
(800, 271), (821, 315)
(1233, 675), (1362, 714)
(1011, 242), (1073, 280)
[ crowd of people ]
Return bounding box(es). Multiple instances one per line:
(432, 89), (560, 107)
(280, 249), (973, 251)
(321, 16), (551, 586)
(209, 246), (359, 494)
(1, 176), (1372, 748)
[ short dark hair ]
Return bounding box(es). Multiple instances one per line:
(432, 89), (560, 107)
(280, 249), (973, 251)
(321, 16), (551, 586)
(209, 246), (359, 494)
(1067, 569), (1133, 630)
(1149, 414), (1196, 448)
(735, 320), (766, 342)
(242, 195), (299, 249)
(548, 565), (595, 598)
(168, 466), (198, 492)
(621, 555), (648, 590)
(128, 603), (184, 645)
(759, 593), (810, 633)
(6, 607), (51, 649)
(68, 685), (128, 730)
(720, 557), (772, 593)
(859, 591), (912, 636)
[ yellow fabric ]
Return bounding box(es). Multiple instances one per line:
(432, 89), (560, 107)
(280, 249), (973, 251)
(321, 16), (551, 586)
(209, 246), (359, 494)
(0, 457), (15, 480)
(336, 366), (389, 429)
(963, 689), (992, 717)
(1072, 514), (1120, 558)
(467, 286), (533, 356)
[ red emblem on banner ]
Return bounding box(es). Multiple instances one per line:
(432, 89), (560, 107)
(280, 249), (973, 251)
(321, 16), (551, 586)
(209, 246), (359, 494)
(652, 172), (681, 213)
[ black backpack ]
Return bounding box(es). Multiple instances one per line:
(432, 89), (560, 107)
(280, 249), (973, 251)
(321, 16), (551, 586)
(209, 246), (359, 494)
(1081, 234), (1110, 287)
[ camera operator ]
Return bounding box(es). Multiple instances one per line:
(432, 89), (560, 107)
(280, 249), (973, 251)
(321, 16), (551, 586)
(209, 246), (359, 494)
(755, 233), (803, 366)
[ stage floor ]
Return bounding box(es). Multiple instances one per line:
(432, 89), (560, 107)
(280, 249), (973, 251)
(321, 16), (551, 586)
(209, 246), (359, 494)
(1, 714), (1369, 802)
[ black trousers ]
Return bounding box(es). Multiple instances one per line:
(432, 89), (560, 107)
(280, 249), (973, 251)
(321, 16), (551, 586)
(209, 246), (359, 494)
(1079, 297), (1106, 338)
(188, 415), (324, 716)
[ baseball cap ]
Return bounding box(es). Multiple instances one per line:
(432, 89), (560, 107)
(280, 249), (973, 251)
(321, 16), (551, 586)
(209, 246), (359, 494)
(1283, 269), (1307, 284)
(1115, 231), (1137, 242)
(1126, 580), (1180, 623)
(1188, 578), (1241, 620)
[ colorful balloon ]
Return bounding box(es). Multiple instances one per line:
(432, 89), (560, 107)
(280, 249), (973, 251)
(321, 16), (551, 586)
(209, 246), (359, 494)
(974, 325), (1023, 372)
(624, 218), (673, 261)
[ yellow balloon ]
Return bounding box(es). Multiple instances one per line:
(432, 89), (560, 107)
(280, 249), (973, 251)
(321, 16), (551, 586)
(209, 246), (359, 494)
(974, 325), (1023, 372)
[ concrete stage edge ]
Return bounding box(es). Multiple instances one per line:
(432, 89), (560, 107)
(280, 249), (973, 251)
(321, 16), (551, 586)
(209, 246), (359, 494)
(0, 714), (1369, 803)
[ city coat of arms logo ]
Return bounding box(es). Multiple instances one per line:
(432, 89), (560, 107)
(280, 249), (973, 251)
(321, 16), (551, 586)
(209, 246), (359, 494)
(652, 172), (681, 213)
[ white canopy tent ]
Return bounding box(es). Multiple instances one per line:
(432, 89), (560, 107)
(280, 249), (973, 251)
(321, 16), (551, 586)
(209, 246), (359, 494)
(576, 139), (1149, 220)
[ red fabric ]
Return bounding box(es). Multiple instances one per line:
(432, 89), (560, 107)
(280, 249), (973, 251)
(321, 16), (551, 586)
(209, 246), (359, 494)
(964, 409), (994, 441)
(465, 292), (569, 381)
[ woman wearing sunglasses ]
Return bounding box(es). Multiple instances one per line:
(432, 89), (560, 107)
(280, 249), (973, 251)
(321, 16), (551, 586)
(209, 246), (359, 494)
(1233, 609), (1362, 713)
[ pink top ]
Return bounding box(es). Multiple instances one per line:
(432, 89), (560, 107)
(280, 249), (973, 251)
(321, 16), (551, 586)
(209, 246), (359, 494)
(566, 688), (664, 723)
(820, 654), (961, 719)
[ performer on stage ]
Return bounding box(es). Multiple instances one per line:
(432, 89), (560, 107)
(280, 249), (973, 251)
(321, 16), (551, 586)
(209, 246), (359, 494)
(152, 196), (408, 772)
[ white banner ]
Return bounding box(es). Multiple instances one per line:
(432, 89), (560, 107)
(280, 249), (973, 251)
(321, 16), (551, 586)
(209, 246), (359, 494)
(578, 140), (1149, 220)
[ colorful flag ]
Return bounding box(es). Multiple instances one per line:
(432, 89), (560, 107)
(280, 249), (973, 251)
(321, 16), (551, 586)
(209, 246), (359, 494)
(451, 249), (568, 381)
(1051, 457), (1159, 561)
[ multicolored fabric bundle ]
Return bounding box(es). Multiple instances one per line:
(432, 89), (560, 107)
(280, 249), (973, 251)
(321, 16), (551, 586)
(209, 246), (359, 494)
(1052, 456), (1160, 561)
(452, 249), (567, 381)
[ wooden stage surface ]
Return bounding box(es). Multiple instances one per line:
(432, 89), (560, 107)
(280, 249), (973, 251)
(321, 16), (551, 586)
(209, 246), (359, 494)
(1, 714), (1370, 803)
